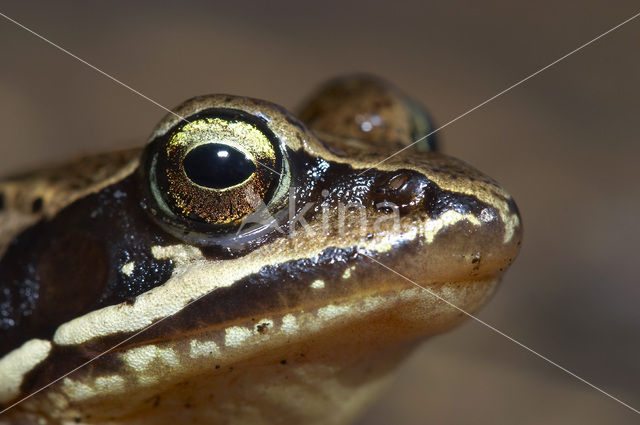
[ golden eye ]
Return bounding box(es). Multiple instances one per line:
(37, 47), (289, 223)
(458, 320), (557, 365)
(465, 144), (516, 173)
(141, 110), (289, 243)
(162, 117), (278, 224)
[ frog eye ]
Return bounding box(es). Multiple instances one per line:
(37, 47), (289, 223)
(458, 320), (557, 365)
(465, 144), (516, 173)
(141, 109), (289, 243)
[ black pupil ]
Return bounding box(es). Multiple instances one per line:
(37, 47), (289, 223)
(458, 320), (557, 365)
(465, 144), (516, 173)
(183, 143), (256, 189)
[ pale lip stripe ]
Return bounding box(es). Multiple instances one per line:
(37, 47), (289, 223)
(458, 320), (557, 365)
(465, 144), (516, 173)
(0, 7), (639, 419)
(51, 216), (428, 346)
(0, 339), (52, 404)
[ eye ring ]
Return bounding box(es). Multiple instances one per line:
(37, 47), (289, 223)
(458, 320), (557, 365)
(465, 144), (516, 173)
(141, 108), (290, 245)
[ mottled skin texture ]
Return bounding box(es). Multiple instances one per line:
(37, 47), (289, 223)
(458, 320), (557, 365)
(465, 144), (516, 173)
(0, 76), (521, 424)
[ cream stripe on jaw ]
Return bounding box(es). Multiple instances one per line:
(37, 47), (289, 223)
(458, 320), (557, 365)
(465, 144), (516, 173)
(0, 339), (52, 404)
(55, 281), (497, 404)
(51, 209), (485, 347)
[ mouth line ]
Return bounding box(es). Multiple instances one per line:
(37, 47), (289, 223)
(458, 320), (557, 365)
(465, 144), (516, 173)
(12, 275), (501, 409)
(149, 273), (502, 349)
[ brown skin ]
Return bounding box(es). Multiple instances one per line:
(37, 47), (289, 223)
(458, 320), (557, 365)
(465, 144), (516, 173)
(0, 76), (521, 424)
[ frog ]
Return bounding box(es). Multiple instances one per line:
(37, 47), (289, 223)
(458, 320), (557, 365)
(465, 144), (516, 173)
(0, 75), (522, 425)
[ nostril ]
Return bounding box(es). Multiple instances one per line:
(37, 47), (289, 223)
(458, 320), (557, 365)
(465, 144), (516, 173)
(371, 171), (428, 212)
(373, 172), (409, 195)
(387, 173), (409, 190)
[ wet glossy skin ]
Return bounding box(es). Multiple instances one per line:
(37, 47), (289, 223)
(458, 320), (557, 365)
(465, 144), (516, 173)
(0, 76), (521, 425)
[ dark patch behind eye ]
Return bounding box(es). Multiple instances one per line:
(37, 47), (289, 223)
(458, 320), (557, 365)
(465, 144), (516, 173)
(0, 175), (177, 357)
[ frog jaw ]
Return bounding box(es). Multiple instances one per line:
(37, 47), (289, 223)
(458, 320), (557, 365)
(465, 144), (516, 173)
(11, 275), (499, 425)
(0, 81), (521, 424)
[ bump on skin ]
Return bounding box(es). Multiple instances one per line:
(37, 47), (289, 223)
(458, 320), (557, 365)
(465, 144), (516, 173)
(189, 340), (220, 358)
(310, 279), (325, 289)
(281, 314), (299, 334)
(0, 173), (177, 358)
(0, 77), (521, 424)
(12, 277), (499, 424)
(225, 326), (254, 348)
(121, 261), (135, 277)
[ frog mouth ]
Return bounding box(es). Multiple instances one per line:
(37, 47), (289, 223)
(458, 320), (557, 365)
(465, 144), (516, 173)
(33, 186), (520, 405)
(48, 189), (521, 354)
(15, 232), (514, 410)
(143, 273), (502, 367)
(11, 274), (501, 425)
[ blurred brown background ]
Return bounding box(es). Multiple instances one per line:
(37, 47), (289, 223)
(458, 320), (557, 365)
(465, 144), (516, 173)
(1, 1), (638, 424)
